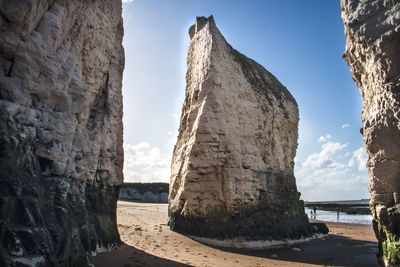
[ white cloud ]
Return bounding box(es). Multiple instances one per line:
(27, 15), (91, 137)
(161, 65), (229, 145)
(169, 113), (180, 129)
(122, 0), (134, 3)
(341, 123), (351, 128)
(320, 142), (348, 156)
(169, 113), (179, 119)
(301, 141), (347, 170)
(295, 140), (369, 201)
(297, 171), (369, 201)
(317, 134), (331, 143)
(349, 147), (368, 171)
(123, 142), (170, 183)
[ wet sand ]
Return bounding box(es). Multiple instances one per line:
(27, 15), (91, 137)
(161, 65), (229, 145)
(90, 201), (378, 267)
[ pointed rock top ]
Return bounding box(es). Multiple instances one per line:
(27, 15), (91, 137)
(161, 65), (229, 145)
(189, 15), (215, 39)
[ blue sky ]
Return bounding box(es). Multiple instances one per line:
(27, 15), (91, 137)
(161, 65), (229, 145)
(121, 0), (369, 201)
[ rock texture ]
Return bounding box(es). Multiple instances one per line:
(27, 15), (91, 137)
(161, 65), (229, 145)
(341, 0), (400, 265)
(169, 16), (313, 240)
(0, 1), (124, 266)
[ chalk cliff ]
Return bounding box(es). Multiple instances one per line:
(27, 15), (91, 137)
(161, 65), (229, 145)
(119, 183), (169, 203)
(0, 1), (124, 266)
(168, 16), (313, 240)
(341, 0), (400, 265)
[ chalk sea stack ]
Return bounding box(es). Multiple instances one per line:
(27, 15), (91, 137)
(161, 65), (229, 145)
(341, 0), (400, 265)
(0, 1), (124, 266)
(168, 16), (314, 241)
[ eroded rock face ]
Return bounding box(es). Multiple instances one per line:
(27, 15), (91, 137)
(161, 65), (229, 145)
(0, 1), (124, 266)
(168, 16), (312, 240)
(341, 0), (400, 265)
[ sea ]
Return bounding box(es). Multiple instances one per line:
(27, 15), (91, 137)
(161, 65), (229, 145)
(305, 207), (373, 225)
(304, 199), (373, 225)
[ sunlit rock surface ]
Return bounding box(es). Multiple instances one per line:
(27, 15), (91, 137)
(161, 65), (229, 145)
(168, 16), (313, 240)
(0, 1), (124, 265)
(341, 0), (400, 265)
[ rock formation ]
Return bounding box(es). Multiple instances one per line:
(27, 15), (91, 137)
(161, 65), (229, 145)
(169, 16), (314, 241)
(341, 0), (400, 265)
(0, 1), (124, 266)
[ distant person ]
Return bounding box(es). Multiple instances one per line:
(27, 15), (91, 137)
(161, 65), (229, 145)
(310, 210), (313, 219)
(313, 207), (316, 219)
(337, 210), (340, 222)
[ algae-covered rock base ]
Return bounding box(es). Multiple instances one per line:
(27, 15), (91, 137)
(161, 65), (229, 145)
(169, 196), (314, 240)
(341, 0), (400, 265)
(168, 16), (319, 241)
(0, 1), (124, 265)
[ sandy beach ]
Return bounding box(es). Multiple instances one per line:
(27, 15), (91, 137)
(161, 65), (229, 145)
(90, 201), (378, 267)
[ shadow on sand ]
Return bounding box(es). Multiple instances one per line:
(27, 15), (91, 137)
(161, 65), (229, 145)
(89, 242), (192, 267)
(90, 235), (378, 267)
(212, 234), (378, 267)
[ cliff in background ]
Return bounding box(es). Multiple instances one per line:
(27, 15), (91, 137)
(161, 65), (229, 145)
(119, 183), (168, 203)
(341, 0), (400, 265)
(169, 16), (315, 240)
(0, 1), (124, 266)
